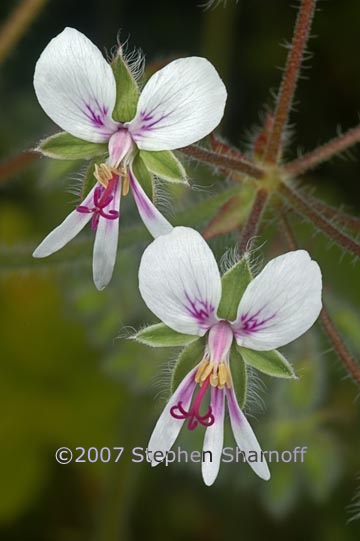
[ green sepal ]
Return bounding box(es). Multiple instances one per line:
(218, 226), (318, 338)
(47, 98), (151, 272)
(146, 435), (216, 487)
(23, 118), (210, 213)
(132, 323), (197, 348)
(217, 257), (253, 321)
(132, 153), (154, 200)
(229, 344), (247, 408)
(38, 132), (108, 160)
(139, 150), (187, 183)
(170, 337), (206, 394)
(238, 346), (296, 379)
(111, 54), (139, 122)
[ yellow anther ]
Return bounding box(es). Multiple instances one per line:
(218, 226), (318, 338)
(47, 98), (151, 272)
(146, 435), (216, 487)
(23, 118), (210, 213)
(122, 173), (130, 196)
(225, 366), (232, 389)
(210, 373), (218, 387)
(195, 360), (209, 384)
(200, 361), (214, 382)
(94, 163), (121, 187)
(218, 363), (227, 386)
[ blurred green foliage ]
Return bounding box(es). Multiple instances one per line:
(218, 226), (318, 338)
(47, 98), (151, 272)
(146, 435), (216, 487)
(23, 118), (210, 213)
(1, 1), (360, 540)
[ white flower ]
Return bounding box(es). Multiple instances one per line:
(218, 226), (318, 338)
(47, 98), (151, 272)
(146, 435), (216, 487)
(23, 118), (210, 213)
(138, 227), (322, 485)
(32, 28), (227, 290)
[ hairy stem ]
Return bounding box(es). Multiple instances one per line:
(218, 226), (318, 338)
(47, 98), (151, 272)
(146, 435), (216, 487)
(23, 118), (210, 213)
(280, 212), (360, 387)
(281, 182), (360, 257)
(0, 0), (48, 65)
(308, 196), (360, 232)
(239, 188), (268, 254)
(265, 0), (316, 164)
(320, 306), (360, 387)
(0, 150), (39, 184)
(284, 125), (360, 176)
(181, 145), (265, 180)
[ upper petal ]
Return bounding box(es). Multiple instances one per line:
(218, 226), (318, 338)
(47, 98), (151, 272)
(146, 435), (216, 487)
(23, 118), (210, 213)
(32, 186), (96, 258)
(34, 27), (119, 143)
(127, 57), (227, 151)
(148, 367), (197, 466)
(202, 387), (225, 486)
(138, 227), (222, 336)
(232, 250), (322, 351)
(92, 180), (121, 290)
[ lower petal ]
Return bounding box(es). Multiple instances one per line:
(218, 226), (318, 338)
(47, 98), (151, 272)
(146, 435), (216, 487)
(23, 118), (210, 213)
(226, 386), (270, 481)
(92, 180), (121, 290)
(202, 386), (225, 486)
(32, 186), (97, 258)
(129, 164), (173, 238)
(148, 367), (197, 466)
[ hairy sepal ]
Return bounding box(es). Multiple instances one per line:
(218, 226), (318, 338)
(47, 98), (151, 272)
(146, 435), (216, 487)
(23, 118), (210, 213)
(217, 257), (253, 321)
(139, 149), (188, 183)
(133, 323), (197, 348)
(229, 344), (247, 408)
(170, 337), (206, 394)
(111, 54), (140, 122)
(238, 346), (296, 379)
(38, 132), (108, 160)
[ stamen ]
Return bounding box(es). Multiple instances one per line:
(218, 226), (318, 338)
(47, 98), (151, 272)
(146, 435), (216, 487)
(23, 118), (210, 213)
(122, 172), (130, 196)
(200, 361), (214, 382)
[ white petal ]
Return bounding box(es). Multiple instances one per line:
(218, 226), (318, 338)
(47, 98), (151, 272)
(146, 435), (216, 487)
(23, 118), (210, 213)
(148, 367), (197, 466)
(139, 227), (221, 335)
(127, 57), (227, 151)
(34, 28), (118, 143)
(202, 387), (225, 486)
(226, 387), (270, 481)
(129, 165), (173, 238)
(32, 186), (97, 257)
(232, 250), (322, 351)
(92, 180), (121, 290)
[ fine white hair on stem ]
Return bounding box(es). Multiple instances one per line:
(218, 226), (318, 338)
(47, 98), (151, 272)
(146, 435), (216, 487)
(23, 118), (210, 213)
(347, 475), (360, 523)
(151, 355), (178, 407)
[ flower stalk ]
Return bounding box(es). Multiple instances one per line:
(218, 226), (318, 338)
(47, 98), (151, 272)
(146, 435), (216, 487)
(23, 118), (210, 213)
(264, 0), (317, 164)
(239, 188), (268, 254)
(285, 124), (360, 176)
(281, 182), (360, 258)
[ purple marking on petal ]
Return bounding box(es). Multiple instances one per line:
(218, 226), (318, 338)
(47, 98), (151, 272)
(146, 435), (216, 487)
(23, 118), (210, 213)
(134, 110), (171, 136)
(226, 386), (244, 425)
(183, 292), (215, 330)
(236, 305), (277, 336)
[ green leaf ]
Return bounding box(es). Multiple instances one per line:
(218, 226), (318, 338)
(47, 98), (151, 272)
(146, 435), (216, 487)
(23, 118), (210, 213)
(229, 344), (247, 408)
(38, 132), (108, 160)
(238, 346), (296, 379)
(111, 54), (139, 122)
(132, 153), (154, 200)
(217, 257), (253, 321)
(170, 337), (205, 394)
(203, 187), (255, 239)
(133, 323), (197, 348)
(139, 150), (187, 183)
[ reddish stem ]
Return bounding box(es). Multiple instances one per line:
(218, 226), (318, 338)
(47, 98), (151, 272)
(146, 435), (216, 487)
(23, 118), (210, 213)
(307, 196), (360, 232)
(180, 145), (265, 180)
(284, 125), (360, 176)
(0, 150), (39, 184)
(239, 188), (268, 254)
(265, 0), (317, 164)
(281, 182), (360, 257)
(320, 306), (360, 387)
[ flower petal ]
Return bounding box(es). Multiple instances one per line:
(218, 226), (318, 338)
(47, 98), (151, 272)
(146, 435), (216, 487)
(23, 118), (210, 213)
(148, 367), (197, 466)
(127, 57), (227, 151)
(129, 164), (173, 238)
(34, 27), (118, 143)
(226, 387), (270, 481)
(32, 186), (96, 258)
(232, 250), (322, 351)
(92, 180), (121, 290)
(139, 227), (221, 335)
(202, 387), (225, 486)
